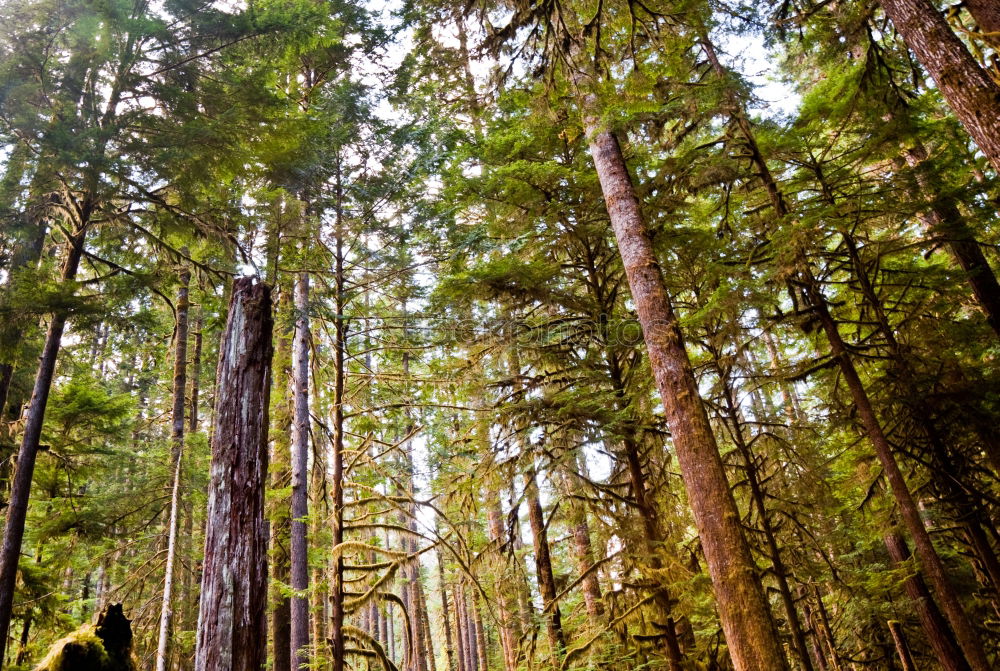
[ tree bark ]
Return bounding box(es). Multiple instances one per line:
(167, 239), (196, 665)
(884, 531), (972, 671)
(155, 263), (190, 671)
(879, 0), (1000, 172)
(580, 112), (788, 671)
(0, 226), (86, 662)
(524, 466), (567, 661)
(329, 199), (347, 671)
(887, 621), (916, 671)
(193, 276), (273, 671)
(290, 270), (311, 669)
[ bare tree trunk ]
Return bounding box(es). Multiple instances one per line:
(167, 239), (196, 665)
(524, 466), (566, 661)
(156, 263), (190, 671)
(193, 276), (273, 671)
(0, 226), (86, 661)
(887, 621), (916, 671)
(884, 532), (972, 671)
(879, 0), (1000, 172)
(291, 270), (311, 669)
(577, 81), (789, 671)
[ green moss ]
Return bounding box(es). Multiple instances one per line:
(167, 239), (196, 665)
(32, 626), (109, 671)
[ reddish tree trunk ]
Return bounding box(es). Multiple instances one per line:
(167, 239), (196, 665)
(582, 115), (788, 671)
(879, 0), (1000, 172)
(524, 467), (567, 660)
(438, 547), (456, 671)
(194, 276), (273, 671)
(884, 532), (972, 671)
(0, 227), (86, 662)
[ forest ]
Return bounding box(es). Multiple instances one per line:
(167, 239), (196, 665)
(0, 0), (999, 669)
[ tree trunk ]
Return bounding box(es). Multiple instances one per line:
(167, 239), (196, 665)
(291, 270), (311, 669)
(879, 0), (1000, 172)
(887, 621), (916, 671)
(473, 590), (489, 671)
(561, 455), (603, 623)
(579, 86), (789, 671)
(454, 583), (468, 671)
(884, 531), (972, 671)
(487, 502), (521, 671)
(809, 291), (990, 671)
(965, 0), (1000, 52)
(438, 546), (456, 671)
(524, 467), (567, 661)
(271, 286), (294, 671)
(898, 144), (1000, 338)
(155, 263), (190, 671)
(193, 276), (273, 671)
(330, 200), (347, 671)
(0, 227), (86, 662)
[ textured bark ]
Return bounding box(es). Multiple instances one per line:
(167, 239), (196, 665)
(0, 227), (86, 661)
(524, 467), (567, 660)
(582, 110), (787, 671)
(884, 532), (971, 671)
(879, 0), (1000, 171)
(155, 264), (190, 671)
(290, 271), (310, 669)
(193, 277), (273, 671)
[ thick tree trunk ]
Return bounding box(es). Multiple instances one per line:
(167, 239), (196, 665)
(473, 590), (489, 671)
(879, 0), (1000, 172)
(884, 531), (972, 671)
(0, 227), (86, 662)
(581, 115), (788, 671)
(155, 264), (190, 671)
(524, 467), (567, 660)
(290, 270), (311, 669)
(193, 276), (273, 671)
